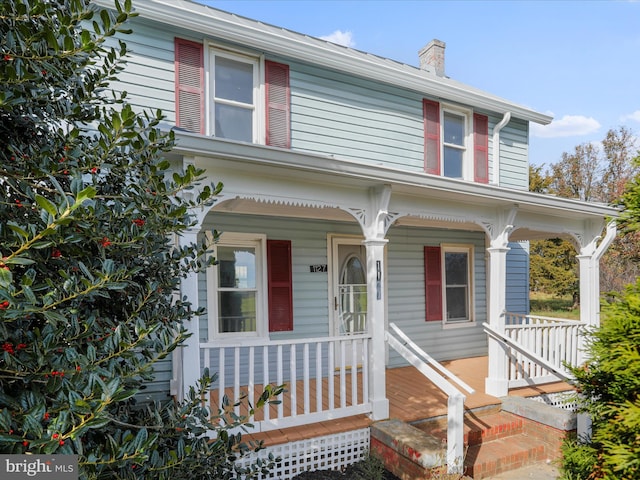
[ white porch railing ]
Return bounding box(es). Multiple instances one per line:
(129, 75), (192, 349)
(200, 334), (372, 432)
(489, 312), (585, 388)
(386, 322), (474, 475)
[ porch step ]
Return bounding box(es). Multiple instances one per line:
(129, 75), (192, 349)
(374, 402), (572, 479)
(415, 410), (563, 480)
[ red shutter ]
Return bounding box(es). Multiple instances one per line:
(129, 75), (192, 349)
(423, 99), (441, 175)
(265, 60), (290, 148)
(473, 113), (489, 183)
(267, 240), (293, 332)
(174, 38), (204, 134)
(424, 246), (443, 322)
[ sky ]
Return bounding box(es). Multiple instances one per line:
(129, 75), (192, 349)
(196, 0), (640, 168)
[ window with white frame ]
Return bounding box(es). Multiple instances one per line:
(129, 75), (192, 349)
(443, 245), (473, 323)
(423, 99), (488, 183)
(442, 109), (469, 179)
(207, 233), (267, 338)
(175, 37), (291, 147)
(209, 49), (260, 143)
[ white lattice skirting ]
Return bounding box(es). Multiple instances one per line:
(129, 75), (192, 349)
(236, 428), (370, 479)
(528, 391), (578, 411)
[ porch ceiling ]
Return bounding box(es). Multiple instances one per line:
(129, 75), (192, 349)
(172, 132), (621, 240)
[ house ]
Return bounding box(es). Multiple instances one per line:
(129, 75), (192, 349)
(96, 0), (619, 476)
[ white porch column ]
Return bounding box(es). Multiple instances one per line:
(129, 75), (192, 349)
(364, 238), (390, 420)
(177, 228), (202, 401)
(484, 208), (516, 397)
(351, 184), (393, 420)
(485, 244), (510, 397)
(576, 220), (617, 363)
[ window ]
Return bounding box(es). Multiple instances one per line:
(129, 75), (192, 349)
(443, 247), (472, 322)
(443, 111), (467, 178)
(175, 38), (290, 147)
(208, 233), (265, 337)
(423, 99), (489, 183)
(211, 52), (258, 142)
(206, 233), (293, 339)
(424, 245), (474, 325)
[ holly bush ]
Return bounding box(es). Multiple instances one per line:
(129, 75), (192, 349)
(0, 0), (280, 478)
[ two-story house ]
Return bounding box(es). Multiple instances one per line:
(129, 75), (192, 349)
(96, 0), (618, 476)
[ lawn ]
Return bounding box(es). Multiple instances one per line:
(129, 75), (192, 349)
(529, 292), (580, 320)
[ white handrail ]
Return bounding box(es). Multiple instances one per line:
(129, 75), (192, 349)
(389, 323), (475, 394)
(386, 324), (465, 475)
(483, 322), (574, 382)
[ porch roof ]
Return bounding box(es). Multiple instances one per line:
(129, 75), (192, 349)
(172, 131), (620, 231)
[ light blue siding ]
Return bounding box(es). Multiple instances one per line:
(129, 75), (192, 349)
(113, 17), (530, 184)
(506, 241), (530, 314)
(386, 226), (488, 367)
(497, 119), (529, 189)
(198, 213), (489, 381)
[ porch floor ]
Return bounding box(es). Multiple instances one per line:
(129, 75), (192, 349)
(243, 355), (573, 447)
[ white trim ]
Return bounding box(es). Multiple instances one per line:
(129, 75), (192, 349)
(172, 133), (620, 221)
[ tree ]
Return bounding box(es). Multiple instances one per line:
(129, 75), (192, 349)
(529, 239), (578, 301)
(561, 280), (640, 479)
(560, 154), (640, 480)
(529, 128), (640, 298)
(0, 1), (279, 478)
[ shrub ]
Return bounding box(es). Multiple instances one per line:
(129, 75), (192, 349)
(0, 0), (280, 478)
(562, 280), (640, 479)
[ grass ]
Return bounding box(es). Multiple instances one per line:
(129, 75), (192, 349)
(529, 292), (580, 320)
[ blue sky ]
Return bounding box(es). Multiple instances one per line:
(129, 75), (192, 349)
(197, 0), (640, 168)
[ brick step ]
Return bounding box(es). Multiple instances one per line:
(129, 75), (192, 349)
(373, 398), (574, 479)
(464, 433), (550, 479)
(413, 409), (524, 447)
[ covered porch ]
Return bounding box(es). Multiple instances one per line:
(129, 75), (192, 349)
(239, 355), (573, 447)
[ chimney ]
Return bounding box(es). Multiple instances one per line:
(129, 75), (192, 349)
(419, 39), (446, 77)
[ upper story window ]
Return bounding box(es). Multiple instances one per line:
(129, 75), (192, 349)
(423, 99), (489, 183)
(175, 38), (290, 148)
(211, 52), (259, 142)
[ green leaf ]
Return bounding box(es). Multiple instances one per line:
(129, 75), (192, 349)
(35, 194), (58, 217)
(73, 186), (97, 209)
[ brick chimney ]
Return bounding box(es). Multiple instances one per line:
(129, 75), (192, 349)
(418, 39), (446, 77)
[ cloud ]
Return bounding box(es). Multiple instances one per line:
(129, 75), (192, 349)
(531, 115), (601, 138)
(320, 30), (355, 48)
(620, 110), (640, 123)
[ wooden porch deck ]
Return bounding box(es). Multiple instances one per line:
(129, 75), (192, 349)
(243, 355), (573, 446)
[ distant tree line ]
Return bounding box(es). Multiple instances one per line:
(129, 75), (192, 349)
(529, 126), (640, 302)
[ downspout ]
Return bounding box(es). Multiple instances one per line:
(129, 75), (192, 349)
(492, 112), (511, 185)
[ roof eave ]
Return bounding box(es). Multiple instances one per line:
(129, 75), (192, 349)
(98, 0), (552, 125)
(171, 132), (619, 220)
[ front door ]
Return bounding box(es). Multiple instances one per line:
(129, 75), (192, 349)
(331, 237), (368, 338)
